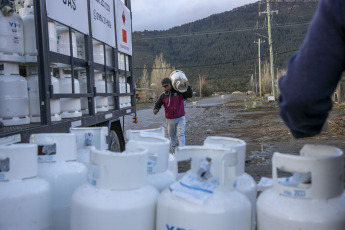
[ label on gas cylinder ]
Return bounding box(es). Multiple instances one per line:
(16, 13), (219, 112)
(88, 163), (100, 186)
(147, 154), (157, 173)
(169, 172), (219, 205)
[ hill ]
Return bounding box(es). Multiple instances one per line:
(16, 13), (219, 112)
(132, 0), (319, 93)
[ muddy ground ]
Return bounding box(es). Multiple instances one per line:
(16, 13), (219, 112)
(123, 93), (345, 186)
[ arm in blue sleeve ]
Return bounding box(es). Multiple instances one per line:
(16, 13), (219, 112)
(278, 0), (345, 138)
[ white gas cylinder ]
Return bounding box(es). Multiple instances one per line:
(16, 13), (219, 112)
(0, 62), (30, 126)
(57, 27), (77, 56)
(93, 41), (104, 64)
(76, 33), (85, 59)
(59, 70), (82, 118)
(74, 132), (96, 169)
(126, 133), (174, 192)
(0, 144), (52, 230)
(157, 146), (252, 230)
(22, 6), (37, 62)
(48, 21), (57, 52)
(257, 144), (345, 230)
(119, 82), (126, 93)
(106, 74), (115, 109)
(105, 46), (113, 66)
(70, 147), (159, 230)
(125, 126), (165, 140)
(30, 133), (88, 230)
(94, 72), (108, 112)
(118, 52), (125, 70)
(0, 10), (24, 62)
(203, 136), (257, 230)
(70, 126), (109, 151)
(79, 73), (97, 115)
(27, 66), (61, 122)
(125, 55), (129, 70)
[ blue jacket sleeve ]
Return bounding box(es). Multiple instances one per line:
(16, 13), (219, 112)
(278, 0), (345, 138)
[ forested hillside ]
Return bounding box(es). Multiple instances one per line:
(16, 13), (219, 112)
(132, 0), (319, 93)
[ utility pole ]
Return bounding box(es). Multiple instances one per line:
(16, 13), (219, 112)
(254, 38), (265, 97)
(199, 74), (202, 98)
(260, 0), (278, 99)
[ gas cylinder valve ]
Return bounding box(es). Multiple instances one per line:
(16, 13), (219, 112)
(197, 156), (212, 179)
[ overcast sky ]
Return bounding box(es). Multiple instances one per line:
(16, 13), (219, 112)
(131, 0), (259, 31)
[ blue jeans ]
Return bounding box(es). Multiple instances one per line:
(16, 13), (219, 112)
(166, 116), (186, 153)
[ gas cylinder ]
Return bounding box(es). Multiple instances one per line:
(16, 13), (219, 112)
(75, 132), (96, 169)
(126, 133), (174, 192)
(105, 46), (113, 66)
(59, 69), (82, 118)
(27, 65), (61, 122)
(57, 26), (77, 56)
(76, 33), (85, 59)
(203, 136), (257, 230)
(257, 144), (345, 230)
(94, 72), (108, 112)
(118, 52), (125, 70)
(0, 62), (30, 126)
(93, 40), (104, 64)
(0, 10), (24, 62)
(78, 73), (97, 115)
(170, 70), (188, 93)
(125, 126), (165, 140)
(70, 147), (159, 230)
(21, 5), (37, 62)
(106, 73), (115, 109)
(0, 144), (52, 230)
(30, 133), (88, 230)
(70, 126), (109, 151)
(125, 55), (129, 70)
(70, 127), (109, 169)
(48, 21), (57, 52)
(157, 146), (252, 230)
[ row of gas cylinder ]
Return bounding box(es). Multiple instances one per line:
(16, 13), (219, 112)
(1, 1), (131, 66)
(0, 126), (344, 230)
(0, 2), (132, 126)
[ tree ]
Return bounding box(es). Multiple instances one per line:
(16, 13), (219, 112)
(150, 53), (175, 95)
(137, 65), (149, 88)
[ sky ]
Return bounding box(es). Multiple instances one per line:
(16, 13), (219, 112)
(131, 0), (259, 32)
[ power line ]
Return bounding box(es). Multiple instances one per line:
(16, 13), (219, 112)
(133, 21), (310, 41)
(134, 48), (299, 70)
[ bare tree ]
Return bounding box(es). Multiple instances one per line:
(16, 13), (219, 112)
(138, 64), (149, 89)
(150, 53), (175, 95)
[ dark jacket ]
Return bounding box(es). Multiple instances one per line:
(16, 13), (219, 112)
(278, 0), (345, 138)
(154, 86), (193, 119)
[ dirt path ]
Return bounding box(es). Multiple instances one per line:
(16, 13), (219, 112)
(123, 94), (345, 185)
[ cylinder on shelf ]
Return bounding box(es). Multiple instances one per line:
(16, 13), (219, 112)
(27, 65), (61, 123)
(94, 72), (108, 112)
(0, 10), (24, 62)
(106, 73), (115, 110)
(0, 62), (30, 126)
(59, 69), (82, 118)
(57, 26), (77, 57)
